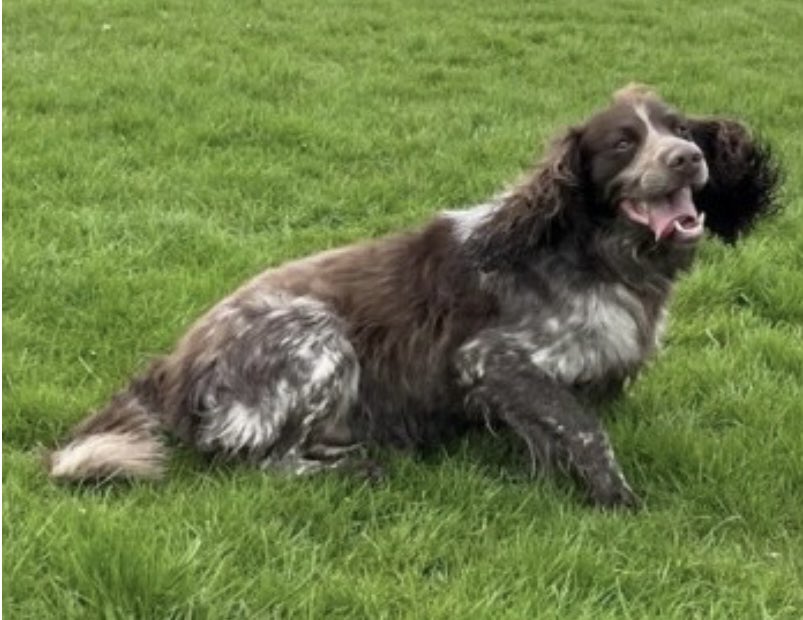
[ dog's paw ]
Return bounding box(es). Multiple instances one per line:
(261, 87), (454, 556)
(586, 474), (642, 511)
(344, 458), (387, 486)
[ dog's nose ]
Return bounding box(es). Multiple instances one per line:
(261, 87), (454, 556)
(666, 143), (704, 172)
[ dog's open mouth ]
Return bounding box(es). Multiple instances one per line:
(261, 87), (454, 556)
(619, 187), (705, 243)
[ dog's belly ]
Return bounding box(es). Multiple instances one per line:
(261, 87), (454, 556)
(348, 362), (470, 449)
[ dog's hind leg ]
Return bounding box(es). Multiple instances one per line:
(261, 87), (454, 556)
(184, 293), (372, 477)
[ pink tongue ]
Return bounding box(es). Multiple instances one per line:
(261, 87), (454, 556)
(647, 187), (699, 240)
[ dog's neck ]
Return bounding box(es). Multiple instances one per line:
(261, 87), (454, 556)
(586, 223), (698, 296)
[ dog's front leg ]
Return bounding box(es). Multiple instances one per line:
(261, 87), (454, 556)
(457, 340), (640, 509)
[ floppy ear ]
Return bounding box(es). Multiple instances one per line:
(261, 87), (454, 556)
(466, 128), (587, 270)
(690, 118), (782, 243)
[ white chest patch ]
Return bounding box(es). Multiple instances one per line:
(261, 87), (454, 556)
(528, 285), (647, 384)
(443, 200), (502, 243)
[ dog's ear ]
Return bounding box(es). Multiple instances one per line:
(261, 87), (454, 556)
(690, 118), (782, 243)
(466, 127), (587, 270)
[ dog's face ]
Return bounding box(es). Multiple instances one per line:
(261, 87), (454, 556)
(578, 89), (710, 244)
(465, 85), (779, 271)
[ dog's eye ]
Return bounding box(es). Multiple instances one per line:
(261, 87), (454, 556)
(675, 123), (690, 137)
(614, 138), (633, 151)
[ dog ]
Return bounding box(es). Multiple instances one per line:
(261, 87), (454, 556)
(47, 84), (780, 508)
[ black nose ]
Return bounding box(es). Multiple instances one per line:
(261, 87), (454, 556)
(667, 144), (703, 171)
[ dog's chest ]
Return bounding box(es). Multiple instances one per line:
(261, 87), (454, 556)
(518, 285), (658, 385)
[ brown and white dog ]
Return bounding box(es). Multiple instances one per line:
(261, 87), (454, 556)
(48, 85), (780, 508)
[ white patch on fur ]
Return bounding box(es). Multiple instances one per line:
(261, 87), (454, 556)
(529, 285), (644, 384)
(576, 431), (596, 447)
(654, 307), (669, 349)
(455, 340), (485, 385)
(634, 104), (661, 141)
(49, 433), (165, 480)
(202, 402), (282, 454)
(544, 318), (560, 333)
(309, 349), (339, 385)
(444, 201), (500, 243)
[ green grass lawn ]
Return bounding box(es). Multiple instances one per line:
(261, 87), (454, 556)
(4, 0), (803, 617)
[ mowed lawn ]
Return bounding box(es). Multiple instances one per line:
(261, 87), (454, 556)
(4, 0), (803, 617)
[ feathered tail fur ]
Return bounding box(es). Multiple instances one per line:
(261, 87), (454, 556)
(47, 370), (167, 482)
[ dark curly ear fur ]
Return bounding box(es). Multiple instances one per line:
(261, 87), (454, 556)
(690, 118), (782, 243)
(467, 128), (587, 270)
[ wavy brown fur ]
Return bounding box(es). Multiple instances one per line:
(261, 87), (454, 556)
(465, 131), (586, 270)
(48, 87), (782, 507)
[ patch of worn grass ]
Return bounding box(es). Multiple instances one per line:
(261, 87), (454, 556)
(4, 0), (803, 617)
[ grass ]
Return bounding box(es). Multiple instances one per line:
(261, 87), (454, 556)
(3, 0), (803, 617)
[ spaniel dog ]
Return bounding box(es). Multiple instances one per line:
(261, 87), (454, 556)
(48, 85), (780, 508)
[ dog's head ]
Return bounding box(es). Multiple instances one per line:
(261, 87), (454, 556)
(570, 84), (781, 245)
(468, 85), (781, 270)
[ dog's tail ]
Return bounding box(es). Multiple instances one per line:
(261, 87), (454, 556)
(47, 367), (168, 482)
